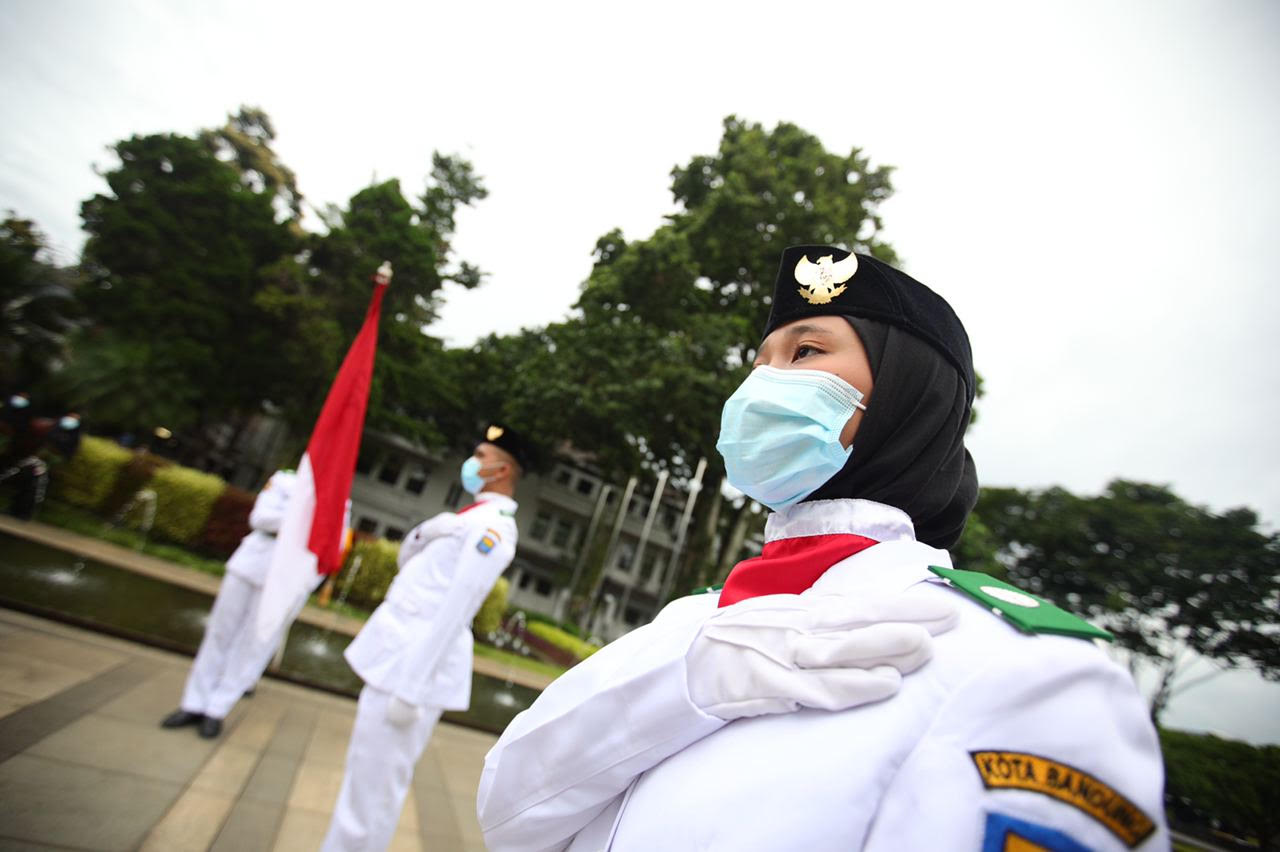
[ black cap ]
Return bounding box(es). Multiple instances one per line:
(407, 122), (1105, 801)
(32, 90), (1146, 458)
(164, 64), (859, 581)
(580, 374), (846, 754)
(479, 422), (530, 470)
(761, 245), (975, 405)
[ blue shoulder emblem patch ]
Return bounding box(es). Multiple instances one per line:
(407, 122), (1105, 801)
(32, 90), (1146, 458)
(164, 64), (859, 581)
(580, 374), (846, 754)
(476, 528), (501, 555)
(982, 812), (1092, 852)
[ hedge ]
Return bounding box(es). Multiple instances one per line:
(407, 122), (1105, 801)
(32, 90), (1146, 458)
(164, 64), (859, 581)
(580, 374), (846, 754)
(527, 621), (601, 662)
(337, 538), (400, 610)
(144, 465), (226, 546)
(48, 436), (132, 510)
(474, 577), (509, 635)
(198, 485), (255, 558)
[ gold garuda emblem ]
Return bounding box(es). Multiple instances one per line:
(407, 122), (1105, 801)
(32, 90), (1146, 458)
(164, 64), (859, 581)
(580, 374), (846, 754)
(486, 425), (505, 441)
(795, 253), (858, 305)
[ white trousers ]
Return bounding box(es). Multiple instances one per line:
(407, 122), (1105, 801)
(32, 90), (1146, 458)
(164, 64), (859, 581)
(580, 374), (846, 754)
(180, 573), (286, 719)
(322, 685), (443, 852)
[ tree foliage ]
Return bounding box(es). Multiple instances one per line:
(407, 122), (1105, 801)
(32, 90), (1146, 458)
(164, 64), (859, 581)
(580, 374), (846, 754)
(0, 215), (82, 389)
(978, 480), (1280, 722)
(1161, 728), (1280, 850)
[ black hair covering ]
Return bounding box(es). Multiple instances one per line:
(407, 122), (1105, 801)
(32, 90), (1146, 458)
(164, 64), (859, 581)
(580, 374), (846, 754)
(802, 317), (979, 549)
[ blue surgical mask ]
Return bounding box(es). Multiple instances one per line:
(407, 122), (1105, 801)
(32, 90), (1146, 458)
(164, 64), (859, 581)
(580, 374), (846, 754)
(460, 456), (488, 495)
(716, 365), (866, 511)
(59, 416), (80, 430)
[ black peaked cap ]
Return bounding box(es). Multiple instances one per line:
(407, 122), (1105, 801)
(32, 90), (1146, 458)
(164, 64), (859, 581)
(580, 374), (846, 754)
(762, 245), (975, 405)
(480, 422), (530, 469)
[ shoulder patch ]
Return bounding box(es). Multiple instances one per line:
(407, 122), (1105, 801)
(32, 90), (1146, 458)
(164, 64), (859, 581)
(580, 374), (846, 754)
(476, 528), (501, 555)
(929, 567), (1112, 641)
(971, 751), (1155, 848)
(689, 584), (723, 596)
(499, 508), (517, 518)
(982, 812), (1092, 852)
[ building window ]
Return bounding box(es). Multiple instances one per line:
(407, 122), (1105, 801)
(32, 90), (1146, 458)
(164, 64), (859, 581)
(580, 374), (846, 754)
(444, 482), (464, 508)
(551, 518), (575, 548)
(356, 517), (379, 534)
(355, 447), (377, 476)
(575, 477), (597, 497)
(554, 466), (573, 487)
(623, 607), (642, 626)
(518, 573), (534, 590)
(404, 466), (429, 495)
(532, 509), (553, 540)
(535, 577), (553, 596)
(377, 455), (403, 486)
(384, 526), (405, 542)
(662, 508), (678, 531)
(640, 550), (662, 582)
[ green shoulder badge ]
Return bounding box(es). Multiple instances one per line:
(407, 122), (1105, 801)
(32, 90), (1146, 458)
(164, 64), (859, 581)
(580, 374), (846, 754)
(689, 584), (723, 596)
(929, 566), (1113, 642)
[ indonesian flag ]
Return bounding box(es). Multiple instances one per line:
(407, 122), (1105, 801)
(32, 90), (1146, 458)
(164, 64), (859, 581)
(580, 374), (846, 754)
(256, 262), (391, 640)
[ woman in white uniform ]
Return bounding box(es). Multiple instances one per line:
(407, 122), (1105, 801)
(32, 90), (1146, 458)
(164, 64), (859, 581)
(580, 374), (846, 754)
(477, 246), (1167, 851)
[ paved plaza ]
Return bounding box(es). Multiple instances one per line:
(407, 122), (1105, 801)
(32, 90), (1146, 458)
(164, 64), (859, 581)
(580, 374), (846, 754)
(0, 607), (497, 851)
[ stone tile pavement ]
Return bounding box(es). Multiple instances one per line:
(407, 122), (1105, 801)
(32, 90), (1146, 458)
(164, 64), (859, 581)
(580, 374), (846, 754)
(0, 607), (496, 851)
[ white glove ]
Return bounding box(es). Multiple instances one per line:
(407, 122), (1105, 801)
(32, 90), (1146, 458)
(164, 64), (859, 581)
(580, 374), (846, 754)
(397, 513), (464, 568)
(686, 591), (958, 721)
(386, 696), (421, 728)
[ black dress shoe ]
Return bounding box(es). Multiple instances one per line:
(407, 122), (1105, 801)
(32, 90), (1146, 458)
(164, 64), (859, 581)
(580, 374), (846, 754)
(161, 709), (204, 729)
(242, 688), (255, 698)
(198, 716), (223, 739)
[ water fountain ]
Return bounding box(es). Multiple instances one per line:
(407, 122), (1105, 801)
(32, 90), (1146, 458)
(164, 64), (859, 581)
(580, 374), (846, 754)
(0, 533), (539, 734)
(105, 488), (157, 549)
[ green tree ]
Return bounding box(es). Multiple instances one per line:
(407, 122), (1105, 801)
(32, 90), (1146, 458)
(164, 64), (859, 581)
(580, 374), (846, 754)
(0, 215), (82, 389)
(979, 481), (1280, 723)
(73, 131), (298, 436)
(474, 116), (900, 593)
(200, 105), (304, 228)
(299, 159), (487, 450)
(1161, 728), (1280, 850)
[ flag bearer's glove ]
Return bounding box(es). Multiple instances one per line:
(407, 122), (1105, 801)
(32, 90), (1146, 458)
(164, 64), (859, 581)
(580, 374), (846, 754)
(387, 696), (421, 728)
(686, 592), (957, 721)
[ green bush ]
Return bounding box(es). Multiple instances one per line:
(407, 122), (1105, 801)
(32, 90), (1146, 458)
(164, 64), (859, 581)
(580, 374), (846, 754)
(336, 538), (400, 609)
(48, 435), (132, 510)
(527, 621), (601, 661)
(197, 485), (255, 558)
(474, 577), (509, 635)
(145, 466), (226, 545)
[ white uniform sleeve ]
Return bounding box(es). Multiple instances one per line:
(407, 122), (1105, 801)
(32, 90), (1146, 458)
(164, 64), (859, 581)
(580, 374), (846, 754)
(863, 637), (1168, 851)
(397, 512), (462, 568)
(248, 472), (291, 533)
(477, 599), (726, 852)
(389, 515), (515, 706)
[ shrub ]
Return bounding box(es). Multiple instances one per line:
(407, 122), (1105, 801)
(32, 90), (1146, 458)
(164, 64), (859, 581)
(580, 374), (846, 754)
(48, 435), (132, 510)
(474, 577), (509, 635)
(197, 485), (255, 558)
(145, 466), (226, 546)
(527, 621), (601, 662)
(335, 538), (400, 610)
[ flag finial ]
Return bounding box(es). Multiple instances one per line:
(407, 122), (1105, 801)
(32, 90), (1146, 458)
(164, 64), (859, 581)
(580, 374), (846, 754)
(374, 261), (393, 286)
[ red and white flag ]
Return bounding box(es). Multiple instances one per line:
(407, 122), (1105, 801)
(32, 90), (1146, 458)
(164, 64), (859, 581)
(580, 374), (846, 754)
(256, 263), (390, 640)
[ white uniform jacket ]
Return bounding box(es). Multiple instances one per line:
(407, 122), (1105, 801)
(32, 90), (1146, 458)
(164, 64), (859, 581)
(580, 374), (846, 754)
(345, 492), (518, 711)
(477, 499), (1168, 852)
(224, 470), (296, 586)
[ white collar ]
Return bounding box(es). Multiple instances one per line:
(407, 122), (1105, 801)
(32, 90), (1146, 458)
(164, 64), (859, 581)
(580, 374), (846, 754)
(474, 491), (517, 509)
(766, 498), (916, 545)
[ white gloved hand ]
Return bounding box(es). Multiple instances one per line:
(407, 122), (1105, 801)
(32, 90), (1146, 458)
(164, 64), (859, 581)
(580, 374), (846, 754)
(386, 696), (421, 728)
(687, 591), (958, 721)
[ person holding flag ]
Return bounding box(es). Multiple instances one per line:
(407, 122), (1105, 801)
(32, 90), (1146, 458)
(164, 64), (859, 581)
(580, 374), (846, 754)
(161, 261), (391, 739)
(321, 423), (527, 852)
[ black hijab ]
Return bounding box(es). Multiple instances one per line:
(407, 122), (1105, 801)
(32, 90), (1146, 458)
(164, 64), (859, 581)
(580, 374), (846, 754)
(802, 316), (978, 549)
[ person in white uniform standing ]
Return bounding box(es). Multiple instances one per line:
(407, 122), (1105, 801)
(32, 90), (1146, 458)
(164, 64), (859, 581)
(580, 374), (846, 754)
(161, 469), (302, 738)
(477, 246), (1168, 851)
(322, 422), (526, 852)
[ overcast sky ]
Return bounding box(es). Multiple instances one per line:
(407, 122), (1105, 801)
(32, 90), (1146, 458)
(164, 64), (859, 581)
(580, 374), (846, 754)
(2, 0), (1277, 742)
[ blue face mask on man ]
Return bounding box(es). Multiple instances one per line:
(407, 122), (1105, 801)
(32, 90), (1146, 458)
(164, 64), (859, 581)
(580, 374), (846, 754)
(716, 366), (867, 512)
(460, 456), (492, 495)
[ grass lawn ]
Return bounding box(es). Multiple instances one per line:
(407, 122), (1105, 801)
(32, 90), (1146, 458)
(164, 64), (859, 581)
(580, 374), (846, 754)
(474, 643), (568, 680)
